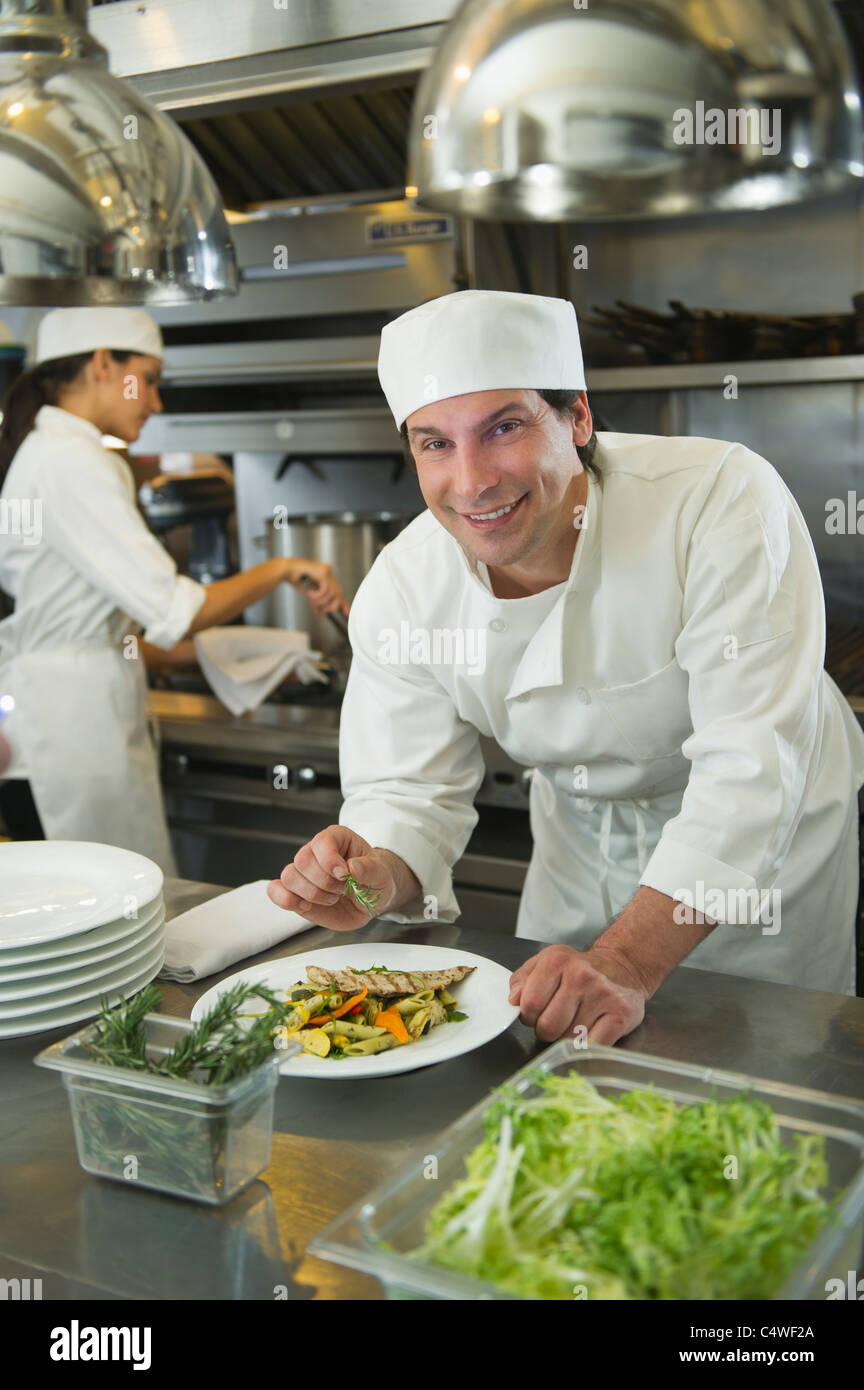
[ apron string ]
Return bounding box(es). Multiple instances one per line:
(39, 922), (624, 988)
(572, 795), (653, 926)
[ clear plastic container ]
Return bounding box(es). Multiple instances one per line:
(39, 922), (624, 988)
(35, 1012), (288, 1206)
(309, 1041), (864, 1300)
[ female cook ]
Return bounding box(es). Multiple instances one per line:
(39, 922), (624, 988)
(268, 290), (864, 1043)
(0, 307), (348, 873)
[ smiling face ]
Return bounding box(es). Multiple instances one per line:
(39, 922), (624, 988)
(405, 388), (592, 582)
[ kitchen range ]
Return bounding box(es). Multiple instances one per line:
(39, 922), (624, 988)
(0, 0), (864, 1340)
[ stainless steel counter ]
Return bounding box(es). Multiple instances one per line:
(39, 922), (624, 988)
(2, 876), (862, 1301)
(149, 689), (342, 758)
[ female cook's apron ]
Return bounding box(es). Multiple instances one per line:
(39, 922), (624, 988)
(518, 681), (860, 996)
(10, 639), (177, 875)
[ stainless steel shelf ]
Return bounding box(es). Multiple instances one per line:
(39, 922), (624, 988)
(132, 406), (397, 455)
(161, 337), (380, 383)
(587, 355), (864, 393)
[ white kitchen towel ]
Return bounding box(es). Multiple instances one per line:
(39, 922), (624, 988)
(194, 625), (328, 715)
(158, 880), (313, 982)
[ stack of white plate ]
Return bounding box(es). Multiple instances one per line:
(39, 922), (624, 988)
(0, 841), (165, 1039)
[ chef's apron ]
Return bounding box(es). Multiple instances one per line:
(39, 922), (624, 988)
(10, 640), (177, 875)
(518, 674), (861, 996)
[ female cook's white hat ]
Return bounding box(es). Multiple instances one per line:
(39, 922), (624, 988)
(377, 289), (586, 429)
(35, 307), (163, 366)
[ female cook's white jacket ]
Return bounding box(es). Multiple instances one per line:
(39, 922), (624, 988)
(0, 406), (206, 872)
(339, 432), (864, 995)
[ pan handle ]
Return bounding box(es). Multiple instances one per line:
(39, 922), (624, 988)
(299, 574), (350, 641)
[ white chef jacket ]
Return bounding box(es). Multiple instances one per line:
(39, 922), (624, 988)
(0, 405), (206, 871)
(339, 432), (864, 995)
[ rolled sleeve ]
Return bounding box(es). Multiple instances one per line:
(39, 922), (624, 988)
(41, 447), (206, 646)
(639, 446), (825, 924)
(640, 838), (758, 921)
(142, 573), (206, 649)
(338, 552), (485, 924)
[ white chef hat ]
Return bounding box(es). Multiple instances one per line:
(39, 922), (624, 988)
(35, 307), (163, 366)
(378, 289), (586, 428)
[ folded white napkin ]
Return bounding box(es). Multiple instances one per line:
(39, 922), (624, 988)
(194, 625), (328, 715)
(158, 880), (313, 982)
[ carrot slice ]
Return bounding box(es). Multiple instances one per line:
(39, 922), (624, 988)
(332, 985), (368, 1019)
(307, 985), (369, 1027)
(374, 1006), (411, 1044)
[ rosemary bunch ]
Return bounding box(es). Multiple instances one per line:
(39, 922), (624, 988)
(342, 874), (382, 916)
(75, 983), (296, 1200)
(86, 983), (162, 1072)
(86, 981), (293, 1084)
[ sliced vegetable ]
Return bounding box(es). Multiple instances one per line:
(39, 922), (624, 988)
(307, 984), (369, 1027)
(282, 1003), (310, 1032)
(373, 1006), (411, 1044)
(285, 1028), (331, 1057)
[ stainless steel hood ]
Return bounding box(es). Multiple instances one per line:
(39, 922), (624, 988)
(131, 194), (464, 456)
(408, 0), (864, 221)
(88, 0), (458, 208)
(0, 0), (238, 305)
(88, 0), (864, 215)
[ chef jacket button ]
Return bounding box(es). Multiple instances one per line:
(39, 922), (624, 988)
(489, 618), (508, 633)
(575, 686), (591, 704)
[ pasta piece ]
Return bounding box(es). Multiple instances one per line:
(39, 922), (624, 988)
(330, 1020), (387, 1041)
(406, 998), (448, 1040)
(285, 989), (329, 1020)
(342, 1034), (399, 1056)
(394, 990), (435, 1016)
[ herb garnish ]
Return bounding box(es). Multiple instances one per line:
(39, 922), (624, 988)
(342, 875), (382, 916)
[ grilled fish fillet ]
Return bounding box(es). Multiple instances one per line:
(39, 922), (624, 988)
(306, 964), (475, 996)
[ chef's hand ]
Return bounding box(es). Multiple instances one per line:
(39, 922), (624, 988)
(267, 825), (405, 932)
(287, 559), (350, 617)
(508, 944), (647, 1046)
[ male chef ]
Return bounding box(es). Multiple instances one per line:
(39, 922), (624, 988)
(268, 290), (864, 1044)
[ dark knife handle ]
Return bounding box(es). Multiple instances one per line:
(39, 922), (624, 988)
(299, 574), (350, 640)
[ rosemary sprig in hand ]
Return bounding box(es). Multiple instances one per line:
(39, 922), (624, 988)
(342, 873), (382, 917)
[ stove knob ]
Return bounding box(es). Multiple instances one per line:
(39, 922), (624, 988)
(172, 753), (189, 775)
(295, 765), (318, 788)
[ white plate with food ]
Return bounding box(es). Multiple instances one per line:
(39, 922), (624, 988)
(191, 944), (520, 1078)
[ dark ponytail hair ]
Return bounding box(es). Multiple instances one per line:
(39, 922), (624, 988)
(0, 350), (132, 488)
